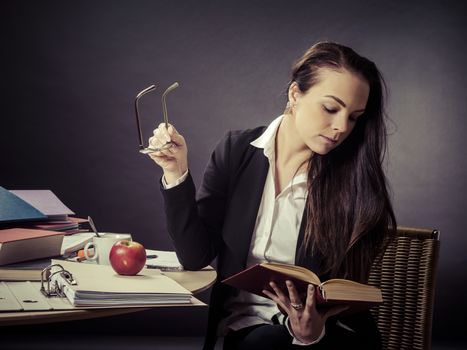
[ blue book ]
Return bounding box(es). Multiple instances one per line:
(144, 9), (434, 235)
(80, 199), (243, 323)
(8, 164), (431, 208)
(0, 186), (47, 223)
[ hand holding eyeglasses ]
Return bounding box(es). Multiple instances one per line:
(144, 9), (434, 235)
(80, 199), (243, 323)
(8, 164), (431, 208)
(148, 123), (188, 184)
(135, 82), (179, 154)
(134, 82), (188, 183)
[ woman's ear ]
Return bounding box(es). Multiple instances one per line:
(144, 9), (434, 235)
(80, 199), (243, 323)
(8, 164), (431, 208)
(288, 82), (301, 106)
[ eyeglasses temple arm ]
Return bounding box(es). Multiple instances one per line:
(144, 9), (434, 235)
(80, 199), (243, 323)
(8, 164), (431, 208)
(134, 84), (157, 149)
(161, 82), (179, 129)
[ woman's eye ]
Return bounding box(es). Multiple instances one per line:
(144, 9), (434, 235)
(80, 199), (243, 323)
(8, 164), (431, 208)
(323, 106), (337, 114)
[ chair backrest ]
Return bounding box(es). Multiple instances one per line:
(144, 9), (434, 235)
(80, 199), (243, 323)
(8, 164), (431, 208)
(368, 226), (440, 350)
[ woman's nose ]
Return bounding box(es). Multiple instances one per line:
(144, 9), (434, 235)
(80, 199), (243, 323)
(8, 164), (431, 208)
(331, 114), (349, 133)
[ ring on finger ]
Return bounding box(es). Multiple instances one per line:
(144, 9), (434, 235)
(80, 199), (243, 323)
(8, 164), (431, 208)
(290, 302), (304, 310)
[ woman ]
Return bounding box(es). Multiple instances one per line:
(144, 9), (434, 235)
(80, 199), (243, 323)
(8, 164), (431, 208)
(149, 42), (396, 350)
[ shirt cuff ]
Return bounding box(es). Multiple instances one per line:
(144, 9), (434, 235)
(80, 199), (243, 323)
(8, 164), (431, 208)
(285, 316), (326, 346)
(161, 170), (189, 189)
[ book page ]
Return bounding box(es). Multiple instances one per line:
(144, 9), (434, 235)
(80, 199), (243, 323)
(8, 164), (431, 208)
(61, 232), (95, 255)
(320, 279), (382, 302)
(263, 262), (321, 285)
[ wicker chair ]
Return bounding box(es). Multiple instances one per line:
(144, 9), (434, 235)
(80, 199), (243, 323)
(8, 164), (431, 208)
(368, 226), (440, 350)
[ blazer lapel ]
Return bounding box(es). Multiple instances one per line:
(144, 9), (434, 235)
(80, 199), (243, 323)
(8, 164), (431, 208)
(222, 146), (269, 271)
(224, 147), (325, 275)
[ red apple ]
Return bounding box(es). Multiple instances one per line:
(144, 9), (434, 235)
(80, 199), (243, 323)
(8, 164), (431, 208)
(109, 240), (146, 276)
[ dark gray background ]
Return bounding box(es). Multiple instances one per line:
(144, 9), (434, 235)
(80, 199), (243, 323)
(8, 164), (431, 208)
(1, 0), (466, 343)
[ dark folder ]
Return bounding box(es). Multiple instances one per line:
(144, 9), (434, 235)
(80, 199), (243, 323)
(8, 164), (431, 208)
(0, 186), (47, 224)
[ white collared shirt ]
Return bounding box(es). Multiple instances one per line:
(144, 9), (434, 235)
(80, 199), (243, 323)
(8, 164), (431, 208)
(163, 115), (324, 345)
(220, 115), (323, 345)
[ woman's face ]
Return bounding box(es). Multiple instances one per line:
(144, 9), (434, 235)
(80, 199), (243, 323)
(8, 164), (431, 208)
(289, 68), (370, 155)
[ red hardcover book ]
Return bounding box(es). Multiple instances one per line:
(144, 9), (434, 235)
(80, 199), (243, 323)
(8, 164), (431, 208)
(222, 262), (382, 312)
(0, 228), (64, 265)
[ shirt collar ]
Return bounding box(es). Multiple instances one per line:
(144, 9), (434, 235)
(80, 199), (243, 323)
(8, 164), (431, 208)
(250, 115), (283, 159)
(250, 115), (308, 189)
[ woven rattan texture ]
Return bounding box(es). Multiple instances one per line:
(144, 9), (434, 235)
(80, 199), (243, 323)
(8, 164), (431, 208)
(368, 228), (440, 350)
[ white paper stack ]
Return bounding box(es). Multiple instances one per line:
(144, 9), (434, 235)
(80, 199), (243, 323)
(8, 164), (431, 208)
(50, 260), (193, 307)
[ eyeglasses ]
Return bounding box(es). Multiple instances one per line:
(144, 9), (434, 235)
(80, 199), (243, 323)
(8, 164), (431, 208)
(134, 82), (179, 154)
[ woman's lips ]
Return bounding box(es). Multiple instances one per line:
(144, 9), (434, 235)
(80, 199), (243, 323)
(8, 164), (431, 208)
(320, 135), (337, 145)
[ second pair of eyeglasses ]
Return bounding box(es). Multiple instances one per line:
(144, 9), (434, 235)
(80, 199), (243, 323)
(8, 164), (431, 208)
(135, 82), (179, 154)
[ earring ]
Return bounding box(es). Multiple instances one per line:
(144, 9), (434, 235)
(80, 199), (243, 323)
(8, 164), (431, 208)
(286, 101), (291, 108)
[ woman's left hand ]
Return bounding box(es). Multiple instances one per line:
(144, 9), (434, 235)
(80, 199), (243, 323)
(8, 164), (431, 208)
(263, 280), (348, 344)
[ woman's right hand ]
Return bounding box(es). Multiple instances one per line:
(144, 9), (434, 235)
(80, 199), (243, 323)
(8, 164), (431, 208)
(148, 123), (188, 184)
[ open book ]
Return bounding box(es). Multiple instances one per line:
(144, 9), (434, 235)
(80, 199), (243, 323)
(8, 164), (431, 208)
(222, 262), (382, 311)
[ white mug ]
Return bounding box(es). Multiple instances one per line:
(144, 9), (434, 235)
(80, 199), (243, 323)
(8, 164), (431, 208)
(83, 233), (132, 265)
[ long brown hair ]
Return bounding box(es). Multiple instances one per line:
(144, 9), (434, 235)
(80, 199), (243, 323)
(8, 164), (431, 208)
(287, 42), (397, 282)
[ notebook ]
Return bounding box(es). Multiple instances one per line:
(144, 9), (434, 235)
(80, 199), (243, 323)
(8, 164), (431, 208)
(0, 186), (47, 224)
(9, 190), (75, 221)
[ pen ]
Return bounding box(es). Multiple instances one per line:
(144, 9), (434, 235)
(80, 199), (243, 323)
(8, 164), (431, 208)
(146, 265), (184, 271)
(146, 254), (158, 259)
(88, 216), (100, 237)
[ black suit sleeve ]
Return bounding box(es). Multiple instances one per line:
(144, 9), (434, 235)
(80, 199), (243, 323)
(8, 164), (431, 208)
(317, 311), (381, 349)
(160, 131), (232, 270)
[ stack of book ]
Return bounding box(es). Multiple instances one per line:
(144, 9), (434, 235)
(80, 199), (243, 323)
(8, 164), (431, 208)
(0, 186), (91, 265)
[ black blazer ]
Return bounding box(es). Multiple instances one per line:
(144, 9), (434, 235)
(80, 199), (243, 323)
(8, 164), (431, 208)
(161, 127), (381, 350)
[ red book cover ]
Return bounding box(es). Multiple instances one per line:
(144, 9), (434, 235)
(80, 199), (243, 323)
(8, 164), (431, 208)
(0, 228), (64, 265)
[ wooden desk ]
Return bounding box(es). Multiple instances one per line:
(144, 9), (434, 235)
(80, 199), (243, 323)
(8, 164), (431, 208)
(0, 267), (217, 326)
